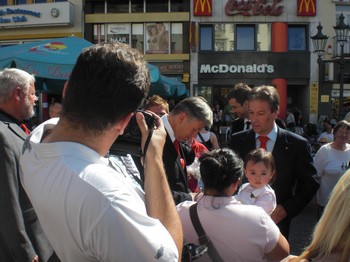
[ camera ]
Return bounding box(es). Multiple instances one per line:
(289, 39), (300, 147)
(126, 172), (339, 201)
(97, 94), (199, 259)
(109, 110), (155, 156)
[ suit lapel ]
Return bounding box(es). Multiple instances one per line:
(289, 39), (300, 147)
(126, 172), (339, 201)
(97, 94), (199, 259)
(165, 133), (187, 180)
(272, 127), (290, 155)
(8, 122), (27, 141)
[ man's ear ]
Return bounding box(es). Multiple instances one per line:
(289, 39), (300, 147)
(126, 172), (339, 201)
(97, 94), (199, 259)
(13, 87), (22, 101)
(116, 113), (133, 135)
(243, 100), (249, 108)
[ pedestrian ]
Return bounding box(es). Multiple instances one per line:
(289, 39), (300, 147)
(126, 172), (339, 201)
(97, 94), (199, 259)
(0, 68), (57, 262)
(230, 85), (319, 239)
(235, 148), (277, 215)
(177, 148), (289, 262)
(226, 82), (252, 133)
(313, 120), (350, 219)
(20, 42), (183, 261)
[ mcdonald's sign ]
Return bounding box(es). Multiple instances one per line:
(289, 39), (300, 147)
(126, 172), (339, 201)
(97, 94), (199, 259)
(297, 0), (316, 16)
(193, 0), (212, 16)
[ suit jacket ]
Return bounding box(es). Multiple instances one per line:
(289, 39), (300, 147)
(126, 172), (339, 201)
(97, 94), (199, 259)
(230, 127), (319, 220)
(0, 113), (54, 262)
(162, 134), (192, 204)
(231, 118), (245, 134)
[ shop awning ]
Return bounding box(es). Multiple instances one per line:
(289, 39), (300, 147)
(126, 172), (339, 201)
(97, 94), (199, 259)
(0, 38), (187, 98)
(0, 36), (93, 80)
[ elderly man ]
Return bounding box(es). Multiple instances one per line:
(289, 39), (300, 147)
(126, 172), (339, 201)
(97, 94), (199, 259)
(0, 68), (56, 262)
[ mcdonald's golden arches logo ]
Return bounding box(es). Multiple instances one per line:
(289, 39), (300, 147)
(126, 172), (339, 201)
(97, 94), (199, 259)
(193, 0), (212, 16)
(297, 0), (316, 16)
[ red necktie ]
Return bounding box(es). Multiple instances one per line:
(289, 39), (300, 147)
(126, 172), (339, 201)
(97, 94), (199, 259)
(258, 136), (269, 150)
(20, 124), (30, 135)
(174, 139), (185, 169)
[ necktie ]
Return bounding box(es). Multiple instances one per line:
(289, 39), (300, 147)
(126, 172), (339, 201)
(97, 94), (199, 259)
(20, 123), (30, 135)
(258, 136), (269, 150)
(174, 139), (185, 169)
(245, 121), (251, 130)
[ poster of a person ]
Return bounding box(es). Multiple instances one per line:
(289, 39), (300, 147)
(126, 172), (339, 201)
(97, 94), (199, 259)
(146, 22), (169, 54)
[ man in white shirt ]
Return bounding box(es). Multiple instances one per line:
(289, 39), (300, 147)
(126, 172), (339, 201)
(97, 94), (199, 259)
(20, 42), (182, 261)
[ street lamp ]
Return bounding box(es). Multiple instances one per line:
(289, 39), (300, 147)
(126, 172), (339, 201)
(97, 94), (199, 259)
(311, 14), (350, 119)
(333, 13), (350, 118)
(311, 23), (328, 62)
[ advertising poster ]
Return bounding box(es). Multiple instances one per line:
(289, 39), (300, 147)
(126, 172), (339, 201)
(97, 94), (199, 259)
(107, 24), (130, 44)
(146, 22), (169, 54)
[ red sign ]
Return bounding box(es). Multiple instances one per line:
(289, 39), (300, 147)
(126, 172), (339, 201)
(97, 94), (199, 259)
(194, 0), (212, 16)
(297, 0), (316, 16)
(225, 0), (284, 17)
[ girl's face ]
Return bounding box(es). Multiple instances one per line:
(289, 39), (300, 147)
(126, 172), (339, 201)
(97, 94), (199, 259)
(244, 160), (273, 189)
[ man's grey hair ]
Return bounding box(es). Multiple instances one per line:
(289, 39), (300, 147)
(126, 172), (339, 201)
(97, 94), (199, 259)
(171, 96), (213, 129)
(0, 68), (35, 104)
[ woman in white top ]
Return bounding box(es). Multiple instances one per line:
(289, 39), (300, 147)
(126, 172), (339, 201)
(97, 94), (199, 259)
(177, 148), (289, 262)
(313, 120), (350, 218)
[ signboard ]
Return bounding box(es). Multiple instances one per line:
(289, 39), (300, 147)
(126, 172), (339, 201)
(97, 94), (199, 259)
(107, 24), (130, 44)
(310, 83), (318, 114)
(193, 0), (212, 16)
(0, 2), (73, 28)
(145, 23), (169, 54)
(225, 0), (284, 17)
(297, 0), (316, 17)
(198, 52), (310, 79)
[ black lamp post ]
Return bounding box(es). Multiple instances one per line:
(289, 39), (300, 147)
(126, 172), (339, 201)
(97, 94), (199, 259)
(311, 14), (350, 119)
(311, 23), (328, 62)
(333, 13), (350, 118)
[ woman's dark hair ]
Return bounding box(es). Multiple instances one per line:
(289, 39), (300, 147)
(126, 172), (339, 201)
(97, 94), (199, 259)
(244, 148), (276, 184)
(199, 148), (243, 192)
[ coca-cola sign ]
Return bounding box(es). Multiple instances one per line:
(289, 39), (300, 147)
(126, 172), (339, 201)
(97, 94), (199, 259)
(225, 0), (284, 17)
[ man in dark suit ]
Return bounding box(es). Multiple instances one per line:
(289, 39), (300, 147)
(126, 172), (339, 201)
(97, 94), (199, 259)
(162, 97), (212, 204)
(230, 85), (319, 239)
(0, 68), (56, 262)
(226, 83), (252, 134)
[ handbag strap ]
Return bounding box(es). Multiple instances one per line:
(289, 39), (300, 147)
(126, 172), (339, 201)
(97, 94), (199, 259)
(198, 132), (211, 150)
(189, 203), (225, 262)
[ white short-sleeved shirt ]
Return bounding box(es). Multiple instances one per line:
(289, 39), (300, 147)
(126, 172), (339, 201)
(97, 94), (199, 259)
(20, 119), (178, 262)
(314, 143), (350, 206)
(235, 183), (276, 215)
(177, 196), (280, 262)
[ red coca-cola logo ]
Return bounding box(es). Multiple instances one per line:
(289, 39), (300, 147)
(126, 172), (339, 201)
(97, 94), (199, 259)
(225, 0), (284, 17)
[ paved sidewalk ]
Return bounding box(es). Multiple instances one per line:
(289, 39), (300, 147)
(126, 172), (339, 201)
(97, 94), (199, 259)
(289, 200), (318, 255)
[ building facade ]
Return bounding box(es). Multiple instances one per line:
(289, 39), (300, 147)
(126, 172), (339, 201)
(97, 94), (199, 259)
(83, 0), (191, 96)
(190, 0), (350, 124)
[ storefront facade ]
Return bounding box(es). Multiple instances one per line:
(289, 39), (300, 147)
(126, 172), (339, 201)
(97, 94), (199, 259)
(190, 0), (348, 124)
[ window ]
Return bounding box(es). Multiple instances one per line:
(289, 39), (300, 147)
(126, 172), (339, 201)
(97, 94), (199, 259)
(93, 24), (105, 44)
(171, 0), (185, 12)
(200, 25), (213, 51)
(288, 25), (307, 51)
(0, 0), (6, 6)
(108, 0), (129, 13)
(336, 5), (350, 24)
(257, 24), (271, 51)
(132, 24), (144, 52)
(200, 23), (270, 52)
(131, 0), (143, 12)
(146, 1), (168, 12)
(85, 0), (105, 14)
(34, 0), (46, 3)
(236, 25), (255, 51)
(146, 23), (169, 54)
(214, 23), (234, 51)
(107, 24), (130, 44)
(16, 0), (27, 4)
(171, 23), (183, 53)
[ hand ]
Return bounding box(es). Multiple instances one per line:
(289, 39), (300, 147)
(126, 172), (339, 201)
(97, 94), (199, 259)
(136, 111), (166, 162)
(271, 205), (287, 224)
(32, 255), (39, 262)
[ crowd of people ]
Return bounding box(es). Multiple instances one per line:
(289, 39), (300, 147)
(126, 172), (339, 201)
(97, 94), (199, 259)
(1, 42), (349, 261)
